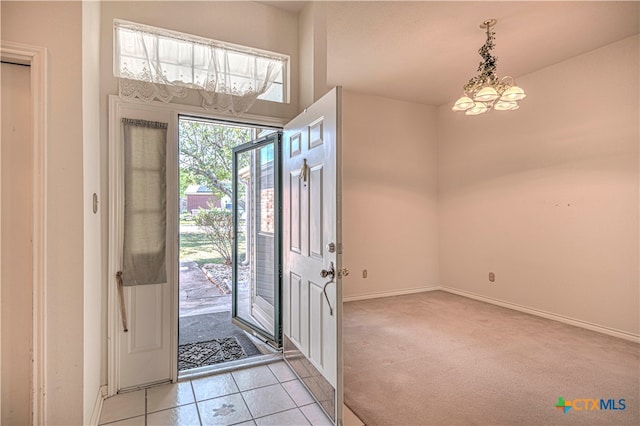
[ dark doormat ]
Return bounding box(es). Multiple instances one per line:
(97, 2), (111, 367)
(178, 337), (247, 371)
(180, 311), (262, 357)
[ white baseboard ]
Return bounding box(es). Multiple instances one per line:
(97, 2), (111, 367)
(343, 285), (439, 302)
(89, 385), (108, 426)
(440, 286), (640, 344)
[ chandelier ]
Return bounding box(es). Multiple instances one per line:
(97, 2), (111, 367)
(452, 19), (526, 115)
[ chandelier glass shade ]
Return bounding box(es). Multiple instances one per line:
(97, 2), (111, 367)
(452, 19), (526, 115)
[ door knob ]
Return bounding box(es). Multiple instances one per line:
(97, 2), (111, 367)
(320, 261), (336, 316)
(320, 263), (335, 279)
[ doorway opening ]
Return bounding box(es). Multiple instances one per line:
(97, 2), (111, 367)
(177, 116), (278, 372)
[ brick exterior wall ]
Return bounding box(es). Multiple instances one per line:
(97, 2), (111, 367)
(187, 194), (220, 212)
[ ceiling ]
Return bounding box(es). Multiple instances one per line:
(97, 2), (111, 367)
(265, 1), (639, 107)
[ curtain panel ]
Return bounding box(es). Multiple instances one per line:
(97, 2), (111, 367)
(114, 19), (286, 115)
(121, 118), (168, 286)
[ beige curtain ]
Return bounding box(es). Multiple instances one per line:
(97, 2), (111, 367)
(121, 118), (167, 286)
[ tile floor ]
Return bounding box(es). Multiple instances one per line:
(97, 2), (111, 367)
(99, 361), (333, 426)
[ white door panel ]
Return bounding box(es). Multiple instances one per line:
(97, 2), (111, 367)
(283, 88), (342, 424)
(119, 283), (172, 389)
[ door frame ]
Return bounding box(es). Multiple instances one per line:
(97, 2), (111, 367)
(107, 96), (284, 395)
(0, 41), (47, 424)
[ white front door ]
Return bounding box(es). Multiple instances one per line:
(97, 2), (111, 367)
(108, 98), (178, 392)
(283, 88), (343, 424)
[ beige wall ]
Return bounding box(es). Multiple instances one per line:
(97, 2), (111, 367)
(299, 1), (328, 109)
(83, 1), (103, 423)
(342, 91), (439, 299)
(437, 35), (639, 336)
(1, 62), (33, 425)
(1, 1), (86, 423)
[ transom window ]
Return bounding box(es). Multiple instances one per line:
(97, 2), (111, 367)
(114, 20), (288, 108)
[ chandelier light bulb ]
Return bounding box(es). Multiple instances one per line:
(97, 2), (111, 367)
(465, 102), (488, 115)
(452, 95), (475, 111)
(474, 86), (499, 102)
(500, 85), (527, 101)
(494, 100), (518, 111)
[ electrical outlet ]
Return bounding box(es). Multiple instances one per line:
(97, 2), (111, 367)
(362, 269), (368, 278)
(489, 272), (495, 282)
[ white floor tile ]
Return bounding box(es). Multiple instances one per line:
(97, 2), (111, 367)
(255, 408), (310, 426)
(242, 384), (296, 418)
(192, 372), (239, 401)
(268, 362), (297, 382)
(300, 403), (333, 426)
(198, 393), (253, 425)
(282, 380), (315, 406)
(147, 381), (195, 413)
(232, 365), (278, 391)
(99, 390), (146, 425)
(146, 403), (201, 426)
(100, 415), (146, 426)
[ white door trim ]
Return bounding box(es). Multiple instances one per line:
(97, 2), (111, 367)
(0, 41), (48, 425)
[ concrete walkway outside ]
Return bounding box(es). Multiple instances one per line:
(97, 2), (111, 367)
(178, 260), (263, 359)
(179, 260), (229, 317)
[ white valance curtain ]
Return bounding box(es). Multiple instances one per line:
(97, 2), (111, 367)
(114, 19), (286, 115)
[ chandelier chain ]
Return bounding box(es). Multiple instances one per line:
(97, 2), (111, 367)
(464, 23), (501, 93)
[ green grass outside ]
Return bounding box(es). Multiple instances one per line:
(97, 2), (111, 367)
(179, 231), (224, 267)
(179, 223), (247, 268)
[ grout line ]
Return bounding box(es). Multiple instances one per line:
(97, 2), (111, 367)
(267, 362), (298, 384)
(191, 380), (204, 426)
(242, 382), (300, 421)
(299, 402), (332, 426)
(251, 405), (304, 423)
(192, 373), (283, 403)
(299, 406), (315, 426)
(144, 388), (148, 426)
(232, 374), (256, 422)
(280, 378), (311, 407)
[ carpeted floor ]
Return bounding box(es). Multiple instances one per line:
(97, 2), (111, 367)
(179, 311), (261, 358)
(344, 291), (639, 425)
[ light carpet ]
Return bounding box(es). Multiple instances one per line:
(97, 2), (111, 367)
(344, 290), (639, 425)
